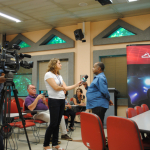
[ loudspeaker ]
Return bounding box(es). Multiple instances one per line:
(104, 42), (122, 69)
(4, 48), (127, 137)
(97, 0), (112, 5)
(74, 29), (84, 41)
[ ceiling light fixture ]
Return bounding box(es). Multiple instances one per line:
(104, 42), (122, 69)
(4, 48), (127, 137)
(128, 0), (138, 2)
(0, 12), (21, 23)
(79, 2), (88, 7)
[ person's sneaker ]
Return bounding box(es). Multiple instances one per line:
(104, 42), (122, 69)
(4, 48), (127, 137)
(61, 134), (72, 141)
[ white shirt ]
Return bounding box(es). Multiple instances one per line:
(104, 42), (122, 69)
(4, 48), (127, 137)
(44, 71), (65, 99)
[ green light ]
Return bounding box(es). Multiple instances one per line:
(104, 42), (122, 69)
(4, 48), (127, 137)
(46, 36), (66, 45)
(18, 41), (31, 48)
(107, 27), (135, 38)
(11, 74), (32, 96)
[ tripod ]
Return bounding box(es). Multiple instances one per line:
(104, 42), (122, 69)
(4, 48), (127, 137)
(0, 72), (31, 150)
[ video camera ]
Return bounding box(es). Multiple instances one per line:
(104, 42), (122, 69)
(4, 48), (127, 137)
(0, 44), (33, 73)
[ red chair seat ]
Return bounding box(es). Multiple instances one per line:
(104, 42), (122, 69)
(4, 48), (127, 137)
(64, 115), (68, 119)
(23, 113), (33, 118)
(14, 117), (19, 120)
(9, 120), (34, 127)
(76, 112), (81, 115)
(19, 122), (35, 128)
(34, 120), (46, 123)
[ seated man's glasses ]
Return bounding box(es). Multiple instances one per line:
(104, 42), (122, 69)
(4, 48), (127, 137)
(30, 88), (36, 90)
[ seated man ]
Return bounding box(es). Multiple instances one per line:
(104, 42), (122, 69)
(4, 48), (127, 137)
(25, 84), (72, 141)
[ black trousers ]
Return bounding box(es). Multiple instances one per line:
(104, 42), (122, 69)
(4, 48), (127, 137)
(43, 98), (65, 147)
(64, 109), (75, 128)
(92, 106), (107, 125)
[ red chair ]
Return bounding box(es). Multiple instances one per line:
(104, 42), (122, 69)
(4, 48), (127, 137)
(23, 102), (48, 137)
(141, 104), (149, 112)
(70, 98), (73, 102)
(107, 116), (150, 150)
(134, 106), (143, 115)
(7, 102), (39, 145)
(45, 98), (49, 108)
(126, 108), (137, 118)
(12, 98), (24, 108)
(64, 115), (68, 120)
(80, 112), (106, 150)
(12, 98), (24, 119)
(23, 102), (33, 118)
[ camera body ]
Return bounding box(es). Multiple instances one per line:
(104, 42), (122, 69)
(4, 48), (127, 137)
(0, 44), (33, 73)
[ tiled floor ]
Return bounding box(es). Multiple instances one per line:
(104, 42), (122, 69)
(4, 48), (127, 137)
(6, 123), (107, 150)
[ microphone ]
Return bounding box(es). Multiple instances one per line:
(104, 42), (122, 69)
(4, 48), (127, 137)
(81, 75), (88, 84)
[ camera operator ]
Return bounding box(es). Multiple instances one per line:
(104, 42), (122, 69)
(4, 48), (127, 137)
(0, 69), (6, 150)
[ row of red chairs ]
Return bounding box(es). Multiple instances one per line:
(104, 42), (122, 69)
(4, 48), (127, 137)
(7, 99), (45, 144)
(80, 111), (150, 150)
(126, 104), (149, 118)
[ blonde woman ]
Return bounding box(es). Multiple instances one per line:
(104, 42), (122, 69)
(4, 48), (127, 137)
(43, 58), (81, 150)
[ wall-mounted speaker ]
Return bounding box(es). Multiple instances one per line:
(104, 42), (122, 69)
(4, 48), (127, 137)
(74, 29), (84, 41)
(97, 0), (112, 5)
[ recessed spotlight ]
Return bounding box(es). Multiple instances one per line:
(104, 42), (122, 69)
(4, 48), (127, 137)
(96, 0), (113, 5)
(79, 2), (88, 7)
(0, 12), (21, 23)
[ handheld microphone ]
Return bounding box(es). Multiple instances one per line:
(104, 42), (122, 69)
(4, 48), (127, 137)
(81, 75), (88, 84)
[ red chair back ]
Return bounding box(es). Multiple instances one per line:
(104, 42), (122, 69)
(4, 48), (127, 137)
(134, 106), (143, 115)
(23, 102), (26, 111)
(6, 101), (18, 113)
(126, 108), (137, 118)
(107, 116), (144, 150)
(141, 104), (149, 112)
(12, 98), (24, 107)
(80, 112), (106, 150)
(10, 101), (18, 113)
(23, 102), (33, 118)
(46, 98), (49, 108)
(70, 98), (73, 101)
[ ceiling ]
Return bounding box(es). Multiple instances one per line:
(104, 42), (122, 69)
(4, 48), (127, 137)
(0, 0), (150, 35)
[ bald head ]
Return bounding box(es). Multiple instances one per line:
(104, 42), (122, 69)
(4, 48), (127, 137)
(92, 62), (104, 75)
(96, 62), (105, 71)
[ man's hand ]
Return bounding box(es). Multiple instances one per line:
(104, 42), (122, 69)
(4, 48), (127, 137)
(42, 96), (46, 102)
(82, 82), (88, 88)
(42, 96), (48, 106)
(37, 94), (44, 100)
(80, 102), (86, 106)
(68, 105), (72, 109)
(0, 76), (6, 83)
(85, 109), (89, 113)
(109, 100), (114, 106)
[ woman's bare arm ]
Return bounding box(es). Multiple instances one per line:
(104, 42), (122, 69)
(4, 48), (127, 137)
(46, 78), (64, 91)
(63, 81), (81, 91)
